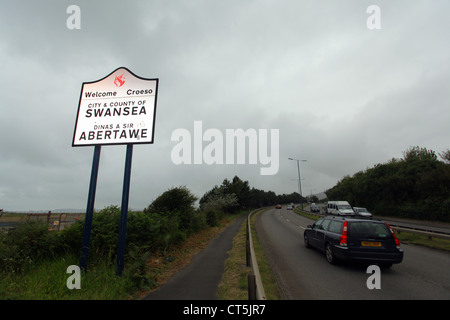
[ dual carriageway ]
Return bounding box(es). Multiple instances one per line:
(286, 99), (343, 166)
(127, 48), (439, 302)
(254, 205), (450, 299)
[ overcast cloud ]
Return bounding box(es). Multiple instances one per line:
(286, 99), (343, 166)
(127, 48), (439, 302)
(1, 0), (449, 211)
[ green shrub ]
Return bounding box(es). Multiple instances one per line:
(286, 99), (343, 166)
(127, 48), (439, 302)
(204, 208), (224, 227)
(89, 206), (121, 261)
(1, 221), (51, 273)
(144, 186), (199, 232)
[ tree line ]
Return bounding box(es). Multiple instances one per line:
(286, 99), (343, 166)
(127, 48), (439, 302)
(199, 175), (304, 211)
(325, 147), (450, 222)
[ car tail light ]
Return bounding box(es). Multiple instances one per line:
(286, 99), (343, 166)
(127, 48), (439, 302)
(386, 223), (401, 248)
(340, 221), (348, 246)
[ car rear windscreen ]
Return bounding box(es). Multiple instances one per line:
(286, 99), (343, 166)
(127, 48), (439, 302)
(348, 222), (392, 239)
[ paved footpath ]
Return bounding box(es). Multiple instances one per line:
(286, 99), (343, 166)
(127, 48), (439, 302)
(143, 215), (246, 300)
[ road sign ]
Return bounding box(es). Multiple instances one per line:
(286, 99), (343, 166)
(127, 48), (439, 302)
(72, 67), (159, 146)
(75, 67), (159, 275)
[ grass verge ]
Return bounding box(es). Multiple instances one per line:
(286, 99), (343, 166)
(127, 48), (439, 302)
(217, 219), (250, 300)
(218, 209), (282, 300)
(0, 253), (133, 299)
(395, 232), (450, 252)
(250, 210), (282, 300)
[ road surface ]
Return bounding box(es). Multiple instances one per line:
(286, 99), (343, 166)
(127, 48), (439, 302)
(255, 207), (450, 299)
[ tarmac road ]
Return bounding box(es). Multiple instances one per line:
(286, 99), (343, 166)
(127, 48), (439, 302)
(143, 214), (246, 300)
(256, 207), (450, 299)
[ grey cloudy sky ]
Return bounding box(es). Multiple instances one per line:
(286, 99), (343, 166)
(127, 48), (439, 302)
(1, 0), (449, 211)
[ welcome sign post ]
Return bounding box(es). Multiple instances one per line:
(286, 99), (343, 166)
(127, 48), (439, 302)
(73, 67), (158, 276)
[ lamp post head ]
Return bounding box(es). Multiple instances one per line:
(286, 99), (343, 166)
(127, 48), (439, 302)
(288, 157), (307, 162)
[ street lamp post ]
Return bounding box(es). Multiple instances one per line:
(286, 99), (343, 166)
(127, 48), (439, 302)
(288, 157), (307, 209)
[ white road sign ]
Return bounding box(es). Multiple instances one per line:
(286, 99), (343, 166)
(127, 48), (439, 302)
(72, 67), (158, 146)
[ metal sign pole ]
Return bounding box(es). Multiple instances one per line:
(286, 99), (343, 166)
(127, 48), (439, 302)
(116, 144), (133, 276)
(80, 145), (101, 271)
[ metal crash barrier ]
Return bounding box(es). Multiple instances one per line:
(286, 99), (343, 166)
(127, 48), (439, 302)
(246, 209), (266, 300)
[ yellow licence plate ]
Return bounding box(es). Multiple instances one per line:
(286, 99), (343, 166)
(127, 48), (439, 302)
(361, 241), (382, 247)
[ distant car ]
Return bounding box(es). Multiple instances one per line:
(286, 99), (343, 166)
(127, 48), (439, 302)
(310, 203), (320, 212)
(353, 207), (373, 218)
(303, 215), (403, 268)
(287, 205), (293, 210)
(275, 204), (282, 209)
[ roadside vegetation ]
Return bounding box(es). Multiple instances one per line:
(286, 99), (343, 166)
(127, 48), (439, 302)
(0, 176), (295, 300)
(326, 147), (450, 222)
(395, 232), (450, 252)
(217, 218), (250, 300)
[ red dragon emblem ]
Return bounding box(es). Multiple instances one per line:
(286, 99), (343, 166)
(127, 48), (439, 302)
(114, 74), (126, 87)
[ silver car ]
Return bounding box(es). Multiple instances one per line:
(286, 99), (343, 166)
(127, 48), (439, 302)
(353, 207), (373, 218)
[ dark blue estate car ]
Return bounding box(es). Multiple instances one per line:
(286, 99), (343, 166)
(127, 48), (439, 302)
(304, 215), (403, 268)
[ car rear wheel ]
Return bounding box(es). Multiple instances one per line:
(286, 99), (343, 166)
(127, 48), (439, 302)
(325, 243), (337, 264)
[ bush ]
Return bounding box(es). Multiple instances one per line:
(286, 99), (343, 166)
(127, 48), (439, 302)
(0, 221), (51, 273)
(144, 186), (200, 233)
(204, 208), (224, 227)
(89, 206), (121, 261)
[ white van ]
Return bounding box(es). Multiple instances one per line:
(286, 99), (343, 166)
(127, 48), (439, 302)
(326, 201), (354, 215)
